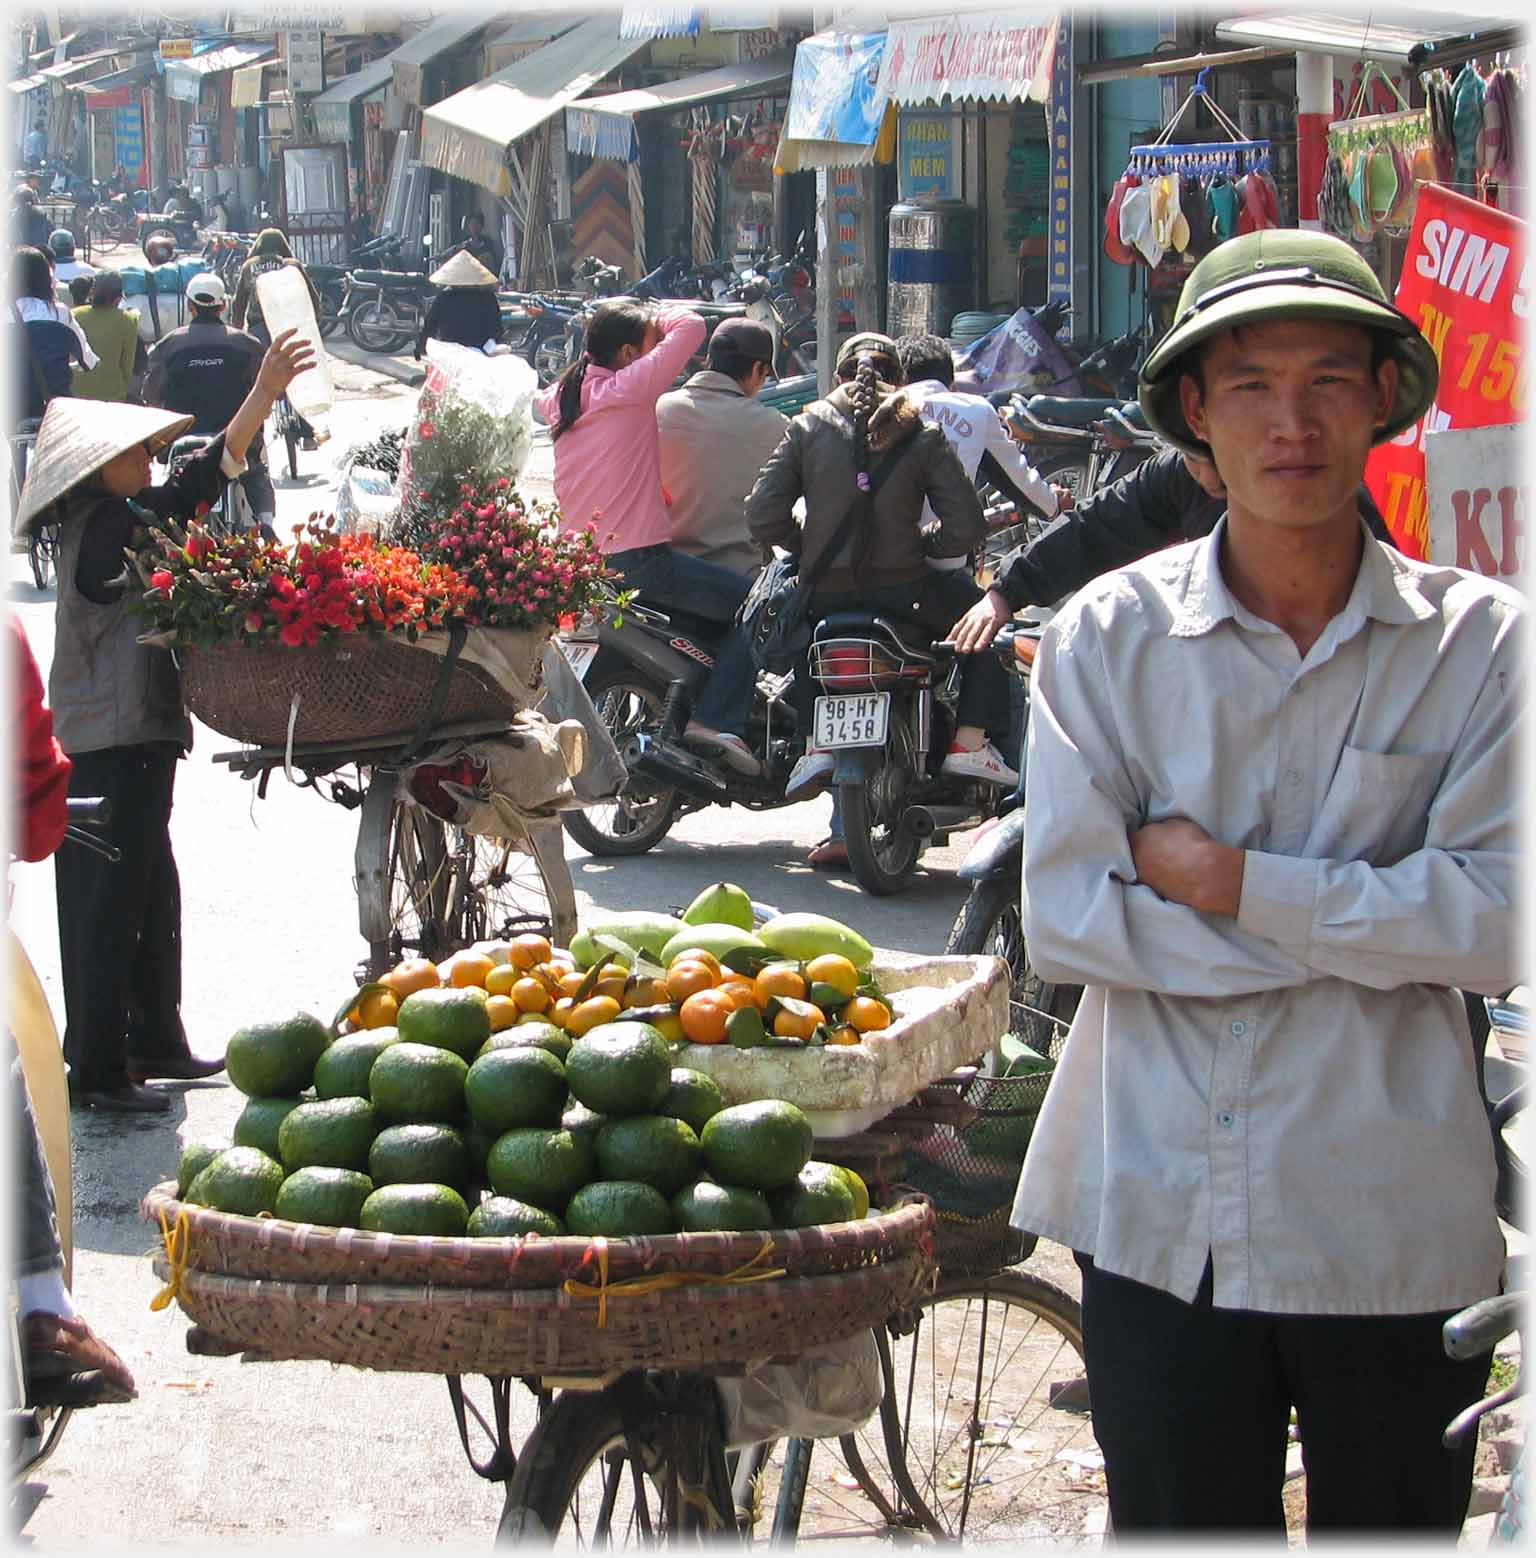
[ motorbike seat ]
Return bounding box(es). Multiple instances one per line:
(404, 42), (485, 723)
(627, 594), (728, 642)
(695, 302), (748, 320)
(1115, 400), (1150, 431)
(348, 268), (427, 287)
(814, 612), (937, 665)
(1022, 395), (1124, 428)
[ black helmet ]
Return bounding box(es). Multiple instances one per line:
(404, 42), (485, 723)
(14, 186), (37, 206)
(48, 227), (75, 259)
(144, 235), (175, 266)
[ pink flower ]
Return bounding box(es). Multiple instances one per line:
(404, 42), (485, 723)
(419, 421), (436, 440)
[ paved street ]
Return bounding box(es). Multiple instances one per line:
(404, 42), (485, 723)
(8, 344), (1076, 1549)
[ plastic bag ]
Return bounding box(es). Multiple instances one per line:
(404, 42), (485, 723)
(716, 1332), (884, 1449)
(334, 463), (398, 536)
(400, 341), (536, 511)
(953, 308), (1081, 398)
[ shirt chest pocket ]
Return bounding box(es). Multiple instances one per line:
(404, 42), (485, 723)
(1303, 746), (1448, 866)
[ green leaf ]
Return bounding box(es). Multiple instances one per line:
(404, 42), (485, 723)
(726, 1004), (768, 1049)
(592, 933), (641, 967)
(809, 982), (850, 1013)
(573, 952), (617, 1004)
(721, 946), (773, 977)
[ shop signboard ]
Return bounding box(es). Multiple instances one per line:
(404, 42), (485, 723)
(115, 103), (144, 177)
(286, 29), (325, 95)
(1365, 183), (1527, 558)
(159, 39), (195, 60)
(1047, 12), (1071, 307)
(898, 115), (955, 199)
(878, 8), (1058, 108)
(784, 30), (886, 147)
(1424, 424), (1525, 583)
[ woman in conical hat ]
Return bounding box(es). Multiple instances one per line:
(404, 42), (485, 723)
(16, 329), (312, 1115)
(415, 248), (503, 360)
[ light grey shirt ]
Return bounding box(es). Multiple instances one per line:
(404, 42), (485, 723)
(1012, 520), (1520, 1316)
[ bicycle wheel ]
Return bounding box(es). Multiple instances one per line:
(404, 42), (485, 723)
(384, 799), (456, 965)
(28, 521), (55, 591)
(498, 1373), (736, 1545)
(946, 875), (1079, 1063)
(455, 829), (556, 945)
(561, 672), (680, 857)
(794, 1273), (1103, 1543)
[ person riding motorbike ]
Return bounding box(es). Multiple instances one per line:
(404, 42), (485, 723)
(535, 299), (762, 776)
(48, 228), (95, 302)
(142, 272), (275, 536)
(13, 330), (314, 1113)
(656, 316), (789, 577)
(453, 210), (503, 279)
(230, 228), (322, 448)
(746, 332), (1015, 804)
(11, 245), (98, 421)
(414, 249), (503, 359)
(11, 186), (52, 251)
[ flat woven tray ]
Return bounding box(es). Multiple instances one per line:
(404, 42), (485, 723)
(141, 1183), (928, 1289)
(178, 636), (525, 748)
(150, 1246), (932, 1375)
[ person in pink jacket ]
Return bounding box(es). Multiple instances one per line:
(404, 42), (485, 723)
(536, 300), (760, 775)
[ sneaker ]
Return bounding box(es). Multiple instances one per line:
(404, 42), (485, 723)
(684, 723), (761, 777)
(941, 741), (1020, 788)
(785, 749), (835, 802)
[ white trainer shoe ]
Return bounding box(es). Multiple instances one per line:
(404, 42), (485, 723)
(940, 741), (1020, 788)
(785, 749), (835, 802)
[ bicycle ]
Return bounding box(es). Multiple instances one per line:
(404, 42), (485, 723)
(272, 392), (302, 483)
(8, 421), (53, 590)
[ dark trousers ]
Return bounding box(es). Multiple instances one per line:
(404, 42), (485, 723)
(1076, 1254), (1491, 1535)
(804, 571), (1011, 739)
(55, 743), (190, 1091)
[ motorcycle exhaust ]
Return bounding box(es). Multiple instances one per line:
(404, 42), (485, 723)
(625, 732), (733, 806)
(901, 806), (937, 841)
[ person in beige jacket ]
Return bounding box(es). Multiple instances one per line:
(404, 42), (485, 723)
(656, 318), (788, 578)
(70, 272), (142, 403)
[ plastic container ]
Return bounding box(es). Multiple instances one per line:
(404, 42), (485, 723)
(254, 263), (333, 419)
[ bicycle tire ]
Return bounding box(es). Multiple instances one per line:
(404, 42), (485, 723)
(498, 1373), (735, 1545)
(561, 671), (680, 857)
(792, 1272), (1102, 1543)
(382, 799), (456, 966)
(946, 875), (1079, 1063)
(455, 830), (557, 947)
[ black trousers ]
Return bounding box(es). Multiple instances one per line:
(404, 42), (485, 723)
(1076, 1254), (1491, 1535)
(55, 743), (190, 1091)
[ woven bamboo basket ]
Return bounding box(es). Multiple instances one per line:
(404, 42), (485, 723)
(141, 1184), (928, 1289)
(149, 1247), (931, 1376)
(177, 633), (540, 748)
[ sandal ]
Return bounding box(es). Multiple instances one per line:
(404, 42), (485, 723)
(23, 1311), (138, 1406)
(807, 839), (850, 870)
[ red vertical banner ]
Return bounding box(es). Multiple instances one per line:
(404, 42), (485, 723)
(1365, 184), (1528, 557)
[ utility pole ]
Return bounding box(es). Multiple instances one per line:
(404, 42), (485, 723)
(813, 0), (835, 397)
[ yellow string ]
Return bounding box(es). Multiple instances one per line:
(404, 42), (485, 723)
(562, 1239), (785, 1329)
(150, 1208), (192, 1313)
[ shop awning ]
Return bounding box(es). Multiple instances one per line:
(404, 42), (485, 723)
(231, 61), (270, 110)
(877, 8), (1060, 107)
(164, 41), (275, 103)
(72, 56), (160, 97)
(391, 10), (498, 106)
(566, 56), (792, 160)
(620, 3), (701, 38)
(775, 29), (895, 173)
(9, 73), (49, 94)
(1213, 10), (1526, 64)
(310, 54), (392, 134)
(419, 16), (649, 197)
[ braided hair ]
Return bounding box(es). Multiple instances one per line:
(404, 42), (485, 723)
(551, 299), (654, 442)
(837, 343), (900, 581)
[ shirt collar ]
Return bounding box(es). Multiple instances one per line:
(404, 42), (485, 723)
(1169, 516), (1439, 639)
(686, 369), (748, 396)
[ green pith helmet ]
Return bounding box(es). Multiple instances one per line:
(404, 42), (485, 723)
(1138, 229), (1439, 457)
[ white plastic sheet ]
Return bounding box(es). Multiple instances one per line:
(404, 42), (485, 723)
(717, 1332), (884, 1449)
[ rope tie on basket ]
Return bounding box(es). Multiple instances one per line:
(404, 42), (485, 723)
(562, 1238), (784, 1329)
(150, 1208), (193, 1312)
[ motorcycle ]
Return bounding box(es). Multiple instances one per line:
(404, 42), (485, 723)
(998, 391), (1163, 504)
(339, 234), (434, 354)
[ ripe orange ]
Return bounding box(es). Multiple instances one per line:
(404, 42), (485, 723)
(679, 989), (733, 1045)
(649, 1011), (685, 1044)
(485, 963), (520, 998)
(509, 933), (554, 970)
(754, 965), (807, 1005)
(665, 960), (718, 1003)
(485, 995), (519, 1032)
(355, 987), (399, 1030)
(805, 954), (861, 999)
(625, 975), (668, 1009)
(827, 1024), (862, 1046)
(772, 1002), (827, 1040)
(512, 976), (552, 1014)
(566, 994), (623, 1037)
(549, 997), (575, 1030)
(843, 996), (892, 1033)
(718, 977), (757, 1011)
(558, 970), (588, 999)
(379, 957), (439, 998)
(451, 953), (497, 990)
(667, 948), (722, 980)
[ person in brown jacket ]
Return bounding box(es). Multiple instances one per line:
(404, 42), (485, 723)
(69, 271), (141, 403)
(746, 332), (1017, 803)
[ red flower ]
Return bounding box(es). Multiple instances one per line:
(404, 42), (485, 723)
(150, 569), (174, 592)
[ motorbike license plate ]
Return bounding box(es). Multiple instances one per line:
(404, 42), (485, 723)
(559, 641), (598, 682)
(814, 693), (890, 749)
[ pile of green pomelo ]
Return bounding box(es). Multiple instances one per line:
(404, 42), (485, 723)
(175, 985), (869, 1240)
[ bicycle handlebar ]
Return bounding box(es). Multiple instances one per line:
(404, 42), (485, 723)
(66, 797), (111, 827)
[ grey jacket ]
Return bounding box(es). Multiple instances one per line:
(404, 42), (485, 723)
(745, 382), (985, 592)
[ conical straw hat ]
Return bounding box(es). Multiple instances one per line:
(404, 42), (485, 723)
(13, 398), (194, 536)
(429, 250), (498, 288)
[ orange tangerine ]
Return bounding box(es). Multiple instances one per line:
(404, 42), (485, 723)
(665, 960), (718, 1003)
(827, 1024), (862, 1046)
(772, 1002), (826, 1040)
(485, 995), (520, 1032)
(717, 977), (757, 1011)
(512, 976), (552, 1014)
(648, 1011), (685, 1044)
(566, 995), (623, 1037)
(667, 948), (722, 980)
(356, 987), (399, 1030)
(558, 970), (588, 999)
(450, 953), (497, 990)
(378, 957), (439, 998)
(805, 954), (861, 999)
(484, 963), (520, 998)
(754, 965), (807, 1005)
(593, 974), (629, 1004)
(509, 933), (553, 970)
(625, 976), (669, 1009)
(843, 996), (892, 1033)
(549, 997), (575, 1030)
(679, 989), (734, 1045)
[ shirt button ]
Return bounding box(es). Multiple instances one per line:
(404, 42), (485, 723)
(1286, 769), (1303, 786)
(1230, 1021), (1247, 1036)
(1218, 1111), (1236, 1129)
